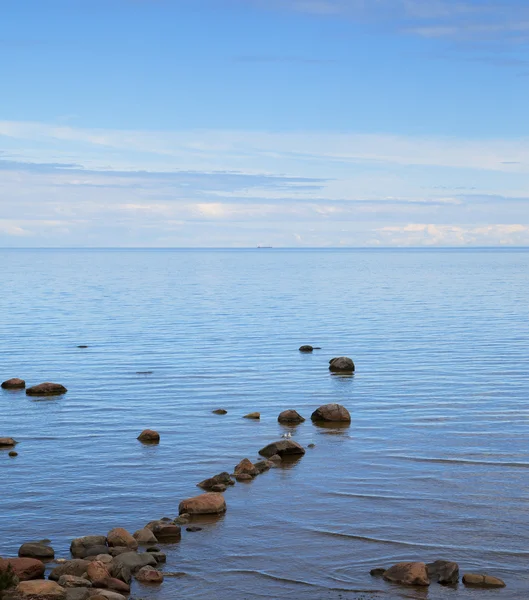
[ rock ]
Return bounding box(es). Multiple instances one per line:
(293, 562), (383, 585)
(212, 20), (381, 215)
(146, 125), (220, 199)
(278, 409), (305, 424)
(149, 553), (166, 564)
(107, 547), (129, 558)
(65, 589), (91, 600)
(133, 528), (158, 545)
(49, 560), (92, 581)
(106, 528), (137, 550)
(16, 580), (66, 598)
(173, 516), (189, 525)
(94, 578), (129, 594)
(0, 558), (45, 581)
(234, 458), (259, 477)
(308, 443), (316, 448)
(211, 484), (227, 492)
(134, 566), (163, 584)
(329, 357), (355, 372)
(254, 460), (273, 473)
(110, 552), (156, 577)
(86, 562), (110, 583)
(370, 568), (386, 577)
(18, 542), (55, 561)
(26, 382), (67, 396)
(70, 537), (107, 560)
(197, 472), (235, 491)
(258, 440), (305, 458)
(383, 562), (430, 586)
(299, 345), (313, 352)
(57, 575), (92, 588)
(178, 493), (226, 515)
(145, 547), (159, 553)
(235, 473), (252, 482)
(88, 591), (126, 600)
(0, 437), (17, 447)
(83, 547), (110, 559)
(462, 573), (506, 587)
(186, 527), (202, 533)
(144, 520), (181, 542)
(93, 556), (112, 565)
(243, 412), (260, 419)
(311, 403), (351, 423)
(137, 430), (159, 444)
(212, 409), (227, 415)
(427, 560), (459, 585)
(268, 454), (282, 462)
(9, 451), (18, 457)
(77, 346), (89, 349)
(1, 378), (25, 389)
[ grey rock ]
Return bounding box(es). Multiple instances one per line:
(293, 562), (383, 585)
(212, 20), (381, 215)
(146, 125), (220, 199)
(18, 542), (54, 560)
(427, 560), (459, 585)
(49, 560), (92, 581)
(70, 537), (107, 559)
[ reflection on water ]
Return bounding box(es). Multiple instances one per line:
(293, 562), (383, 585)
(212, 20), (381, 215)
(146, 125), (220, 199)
(1, 248), (529, 599)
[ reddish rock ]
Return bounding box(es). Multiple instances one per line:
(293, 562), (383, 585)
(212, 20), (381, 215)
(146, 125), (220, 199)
(106, 528), (137, 550)
(86, 561), (111, 583)
(133, 528), (158, 545)
(234, 458), (259, 477)
(178, 493), (226, 515)
(311, 403), (351, 423)
(383, 562), (430, 586)
(57, 575), (92, 588)
(26, 382), (67, 396)
(95, 578), (130, 594)
(16, 579), (65, 598)
(1, 378), (25, 389)
(278, 409), (305, 424)
(134, 566), (164, 584)
(70, 536), (108, 559)
(0, 557), (45, 581)
(258, 440), (305, 458)
(144, 520), (181, 542)
(0, 437), (17, 447)
(137, 430), (160, 443)
(462, 573), (506, 587)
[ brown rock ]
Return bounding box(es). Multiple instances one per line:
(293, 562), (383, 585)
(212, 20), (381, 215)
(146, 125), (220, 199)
(18, 542), (55, 561)
(8, 451), (18, 457)
(86, 562), (110, 583)
(197, 471), (235, 491)
(329, 356), (355, 372)
(383, 562), (430, 586)
(234, 458), (259, 477)
(137, 430), (159, 443)
(70, 538), (107, 560)
(427, 560), (459, 585)
(88, 592), (127, 600)
(258, 440), (305, 458)
(93, 555), (112, 565)
(49, 560), (91, 581)
(268, 454), (282, 462)
(212, 409), (227, 415)
(254, 460), (273, 473)
(462, 573), (506, 587)
(57, 575), (92, 588)
(235, 473), (252, 482)
(311, 403), (351, 422)
(0, 437), (17, 447)
(370, 568), (386, 577)
(16, 580), (65, 598)
(144, 520), (181, 542)
(178, 493), (226, 515)
(211, 484), (227, 492)
(106, 528), (137, 550)
(26, 382), (67, 396)
(95, 578), (129, 594)
(134, 566), (163, 584)
(107, 548), (128, 558)
(278, 409), (305, 424)
(0, 558), (45, 581)
(133, 528), (158, 545)
(299, 345), (313, 352)
(243, 412), (260, 419)
(1, 378), (25, 389)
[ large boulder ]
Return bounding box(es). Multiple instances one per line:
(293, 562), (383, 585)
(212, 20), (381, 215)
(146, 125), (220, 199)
(0, 557), (45, 580)
(0, 437), (17, 447)
(134, 566), (164, 584)
(86, 562), (110, 583)
(57, 575), (92, 588)
(16, 580), (66, 598)
(234, 458), (259, 478)
(26, 382), (67, 396)
(18, 542), (55, 561)
(49, 560), (91, 581)
(1, 378), (25, 389)
(70, 537), (107, 559)
(178, 493), (226, 515)
(383, 562), (430, 586)
(144, 520), (181, 542)
(427, 560), (459, 585)
(110, 552), (156, 577)
(258, 440), (305, 459)
(278, 410), (305, 424)
(133, 528), (158, 545)
(311, 403), (351, 423)
(462, 573), (506, 587)
(328, 357), (355, 372)
(197, 472), (234, 491)
(137, 430), (159, 444)
(106, 529), (137, 550)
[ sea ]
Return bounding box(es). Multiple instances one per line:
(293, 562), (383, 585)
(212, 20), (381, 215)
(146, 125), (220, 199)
(1, 248), (528, 599)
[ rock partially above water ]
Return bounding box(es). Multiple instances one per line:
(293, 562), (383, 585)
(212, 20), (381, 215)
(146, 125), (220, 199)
(178, 493), (226, 515)
(258, 440), (305, 458)
(299, 345), (313, 352)
(133, 528), (158, 545)
(0, 437), (17, 447)
(311, 403), (351, 423)
(197, 472), (235, 491)
(277, 409), (305, 424)
(1, 378), (25, 389)
(328, 357), (355, 372)
(370, 568), (386, 577)
(144, 520), (181, 542)
(462, 573), (506, 588)
(234, 458), (259, 478)
(243, 412), (260, 419)
(70, 537), (107, 559)
(212, 409), (227, 415)
(18, 542), (55, 561)
(26, 382), (67, 396)
(137, 430), (160, 444)
(427, 560), (459, 585)
(111, 552), (156, 576)
(106, 529), (137, 551)
(383, 562), (430, 586)
(134, 566), (164, 584)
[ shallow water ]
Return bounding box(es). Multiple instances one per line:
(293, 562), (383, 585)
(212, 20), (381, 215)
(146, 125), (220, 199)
(1, 248), (528, 599)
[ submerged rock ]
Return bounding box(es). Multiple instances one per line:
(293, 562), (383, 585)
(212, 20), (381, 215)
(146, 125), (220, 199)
(258, 440), (305, 459)
(462, 573), (506, 588)
(137, 429), (160, 443)
(311, 403), (351, 423)
(277, 410), (305, 424)
(383, 562), (430, 586)
(18, 542), (55, 561)
(178, 493), (226, 515)
(1, 378), (25, 389)
(427, 560), (459, 585)
(26, 382), (67, 396)
(329, 357), (355, 372)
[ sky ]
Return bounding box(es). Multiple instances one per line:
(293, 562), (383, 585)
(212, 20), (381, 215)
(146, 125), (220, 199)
(1, 0), (529, 247)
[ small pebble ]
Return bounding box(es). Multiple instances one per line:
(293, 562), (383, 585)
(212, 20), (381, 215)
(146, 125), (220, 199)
(8, 451), (18, 457)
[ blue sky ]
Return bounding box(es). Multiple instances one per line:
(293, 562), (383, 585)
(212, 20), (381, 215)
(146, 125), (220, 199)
(1, 0), (528, 246)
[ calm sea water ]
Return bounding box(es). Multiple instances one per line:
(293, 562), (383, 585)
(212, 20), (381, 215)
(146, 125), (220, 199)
(1, 248), (529, 600)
